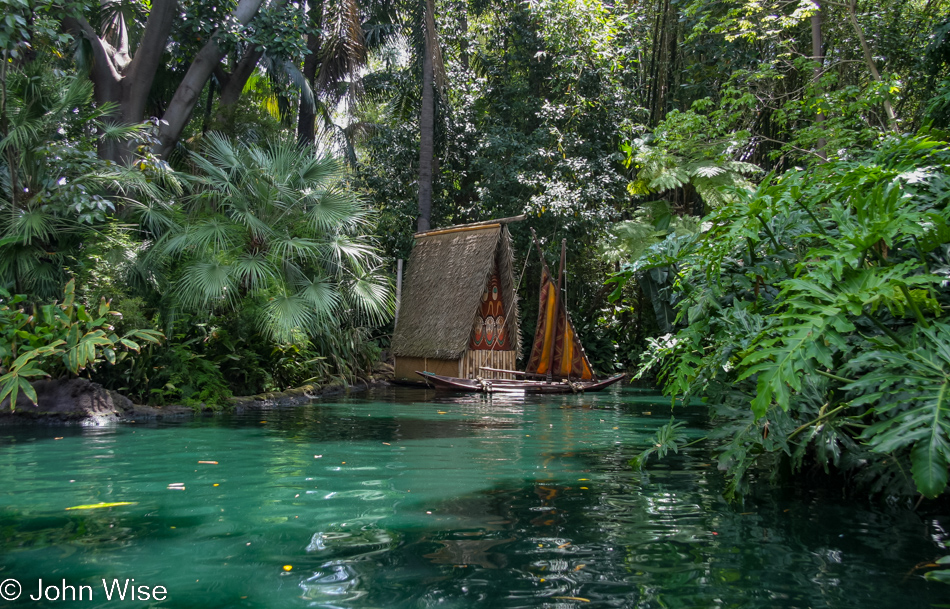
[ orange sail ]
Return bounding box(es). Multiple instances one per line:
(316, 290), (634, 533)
(524, 267), (594, 380)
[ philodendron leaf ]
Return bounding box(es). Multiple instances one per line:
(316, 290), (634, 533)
(854, 323), (950, 498)
(911, 440), (949, 499)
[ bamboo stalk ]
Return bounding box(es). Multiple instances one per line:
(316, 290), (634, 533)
(413, 215), (526, 239)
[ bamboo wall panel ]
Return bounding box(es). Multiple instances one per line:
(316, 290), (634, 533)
(460, 350), (516, 379)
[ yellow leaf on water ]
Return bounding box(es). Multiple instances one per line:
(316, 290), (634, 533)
(198, 461), (218, 464)
(282, 565), (293, 571)
(553, 597), (590, 603)
(66, 502), (136, 510)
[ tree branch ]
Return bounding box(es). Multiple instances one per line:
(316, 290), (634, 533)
(123, 0), (178, 123)
(847, 0), (898, 131)
(62, 15), (121, 91)
(217, 45), (264, 108)
(155, 0), (265, 158)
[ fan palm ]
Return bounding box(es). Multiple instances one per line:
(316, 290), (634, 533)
(156, 133), (392, 342)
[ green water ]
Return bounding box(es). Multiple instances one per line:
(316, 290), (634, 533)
(0, 387), (946, 608)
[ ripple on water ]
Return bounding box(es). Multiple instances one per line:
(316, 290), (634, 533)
(0, 388), (946, 609)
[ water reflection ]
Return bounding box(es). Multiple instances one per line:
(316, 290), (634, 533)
(0, 386), (946, 609)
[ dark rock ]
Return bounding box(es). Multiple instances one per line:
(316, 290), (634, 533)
(0, 378), (194, 426)
(0, 378), (129, 426)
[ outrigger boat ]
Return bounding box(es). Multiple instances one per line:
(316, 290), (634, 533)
(416, 370), (625, 394)
(418, 229), (625, 394)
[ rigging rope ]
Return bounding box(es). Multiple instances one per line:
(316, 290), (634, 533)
(487, 233), (532, 359)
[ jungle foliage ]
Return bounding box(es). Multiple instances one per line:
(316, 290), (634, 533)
(0, 279), (162, 408)
(626, 135), (950, 500)
(1, 0), (949, 502)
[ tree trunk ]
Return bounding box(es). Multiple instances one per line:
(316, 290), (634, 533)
(212, 46), (265, 129)
(812, 2), (827, 161)
(459, 11), (469, 71)
(297, 1), (325, 147)
(62, 0), (177, 163)
(201, 77), (216, 134)
(154, 0), (265, 158)
(416, 0), (437, 233)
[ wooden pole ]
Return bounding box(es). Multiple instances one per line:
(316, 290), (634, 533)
(547, 238), (566, 382)
(529, 228), (553, 276)
(394, 259), (403, 329)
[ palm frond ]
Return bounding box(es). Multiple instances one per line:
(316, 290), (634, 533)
(303, 187), (362, 232)
(188, 217), (240, 254)
(176, 260), (237, 309)
(295, 275), (341, 319)
(344, 270), (393, 326)
(325, 233), (381, 274)
(10, 207), (54, 244)
(261, 292), (318, 343)
(271, 235), (321, 262)
(233, 252), (277, 292)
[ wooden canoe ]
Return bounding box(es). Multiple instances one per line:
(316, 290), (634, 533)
(416, 371), (625, 394)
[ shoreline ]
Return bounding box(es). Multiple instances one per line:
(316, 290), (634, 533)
(0, 371), (394, 427)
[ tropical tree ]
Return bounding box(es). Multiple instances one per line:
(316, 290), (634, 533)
(415, 0), (445, 232)
(0, 61), (159, 298)
(61, 0), (180, 161)
(149, 133), (393, 342)
(60, 0), (320, 161)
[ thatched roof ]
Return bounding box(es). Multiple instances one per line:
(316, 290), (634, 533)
(392, 224), (521, 360)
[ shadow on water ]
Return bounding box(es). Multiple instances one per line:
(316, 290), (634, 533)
(289, 443), (949, 609)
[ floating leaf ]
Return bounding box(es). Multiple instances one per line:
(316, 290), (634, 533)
(66, 502), (137, 510)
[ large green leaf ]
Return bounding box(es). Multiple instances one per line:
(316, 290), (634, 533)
(911, 439), (949, 499)
(854, 323), (950, 498)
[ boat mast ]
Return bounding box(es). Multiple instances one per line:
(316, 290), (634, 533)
(547, 238), (567, 383)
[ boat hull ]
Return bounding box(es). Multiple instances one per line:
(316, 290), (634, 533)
(416, 371), (625, 394)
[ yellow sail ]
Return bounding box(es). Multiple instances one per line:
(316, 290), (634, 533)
(525, 268), (594, 380)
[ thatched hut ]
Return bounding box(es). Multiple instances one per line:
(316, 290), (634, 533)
(391, 218), (522, 383)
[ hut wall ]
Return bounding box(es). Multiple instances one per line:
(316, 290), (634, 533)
(460, 350), (516, 380)
(394, 357), (460, 382)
